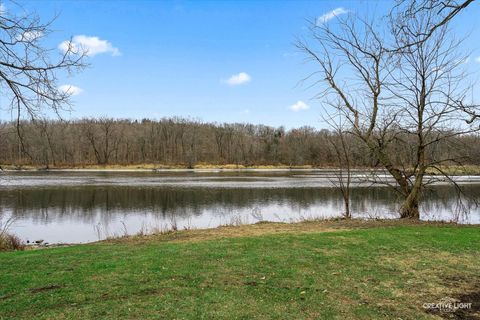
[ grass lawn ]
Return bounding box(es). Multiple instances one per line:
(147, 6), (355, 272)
(1, 220), (479, 319)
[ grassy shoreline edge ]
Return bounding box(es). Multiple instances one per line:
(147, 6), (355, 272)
(2, 163), (480, 175)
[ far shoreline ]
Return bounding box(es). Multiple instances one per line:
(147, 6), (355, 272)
(0, 163), (361, 172)
(1, 163), (480, 175)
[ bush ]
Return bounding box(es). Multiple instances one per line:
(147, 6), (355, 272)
(0, 233), (25, 251)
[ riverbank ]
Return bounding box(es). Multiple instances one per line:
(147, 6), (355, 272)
(0, 163), (316, 171)
(1, 220), (479, 319)
(2, 163), (480, 175)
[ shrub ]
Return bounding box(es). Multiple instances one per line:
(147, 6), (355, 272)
(0, 233), (25, 251)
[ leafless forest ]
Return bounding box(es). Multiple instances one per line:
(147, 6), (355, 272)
(1, 118), (479, 168)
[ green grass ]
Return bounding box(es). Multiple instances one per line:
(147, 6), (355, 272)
(1, 221), (479, 319)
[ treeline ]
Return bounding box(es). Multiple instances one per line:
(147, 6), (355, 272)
(0, 118), (479, 168)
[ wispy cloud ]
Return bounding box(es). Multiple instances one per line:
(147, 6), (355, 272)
(16, 31), (43, 42)
(0, 3), (6, 14)
(476, 56), (480, 63)
(317, 7), (347, 25)
(289, 101), (309, 111)
(59, 85), (83, 96)
(59, 35), (120, 57)
(225, 72), (251, 86)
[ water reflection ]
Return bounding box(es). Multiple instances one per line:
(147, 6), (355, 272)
(1, 172), (479, 243)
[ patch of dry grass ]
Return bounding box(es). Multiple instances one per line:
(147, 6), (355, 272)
(101, 218), (473, 245)
(0, 162), (318, 170)
(0, 233), (25, 251)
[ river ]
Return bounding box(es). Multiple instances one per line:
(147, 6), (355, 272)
(1, 170), (479, 243)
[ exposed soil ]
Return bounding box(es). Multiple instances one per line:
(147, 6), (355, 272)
(29, 284), (63, 294)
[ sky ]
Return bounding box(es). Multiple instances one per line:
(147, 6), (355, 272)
(1, 0), (480, 129)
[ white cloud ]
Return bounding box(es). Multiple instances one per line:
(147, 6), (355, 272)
(0, 4), (6, 14)
(476, 56), (480, 63)
(59, 35), (120, 57)
(59, 85), (83, 96)
(226, 72), (251, 86)
(317, 7), (348, 25)
(289, 101), (309, 112)
(16, 31), (43, 42)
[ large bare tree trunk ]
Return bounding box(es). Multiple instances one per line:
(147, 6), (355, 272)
(400, 191), (420, 219)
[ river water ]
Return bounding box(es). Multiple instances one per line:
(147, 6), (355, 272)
(1, 170), (479, 243)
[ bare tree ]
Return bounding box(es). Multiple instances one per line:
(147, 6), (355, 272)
(81, 118), (121, 165)
(328, 123), (352, 219)
(298, 1), (479, 219)
(0, 1), (86, 145)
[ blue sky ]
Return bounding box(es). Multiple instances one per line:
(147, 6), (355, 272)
(2, 0), (480, 128)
